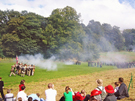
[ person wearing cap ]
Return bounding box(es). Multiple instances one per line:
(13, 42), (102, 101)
(5, 89), (14, 101)
(0, 77), (5, 100)
(95, 79), (106, 100)
(103, 85), (117, 101)
(89, 89), (102, 101)
(114, 77), (129, 100)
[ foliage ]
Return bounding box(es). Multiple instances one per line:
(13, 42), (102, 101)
(0, 7), (134, 60)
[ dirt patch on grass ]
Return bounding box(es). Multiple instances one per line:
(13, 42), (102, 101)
(3, 68), (135, 101)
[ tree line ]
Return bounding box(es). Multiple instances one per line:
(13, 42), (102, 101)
(0, 6), (135, 61)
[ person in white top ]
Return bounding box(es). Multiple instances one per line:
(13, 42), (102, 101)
(45, 83), (57, 101)
(17, 86), (27, 101)
(5, 89), (14, 101)
(95, 79), (106, 101)
(114, 82), (119, 92)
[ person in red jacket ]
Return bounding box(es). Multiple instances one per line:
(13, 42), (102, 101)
(19, 79), (25, 91)
(73, 90), (86, 101)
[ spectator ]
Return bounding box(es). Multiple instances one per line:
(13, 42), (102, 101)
(18, 97), (22, 101)
(114, 77), (129, 100)
(73, 90), (86, 101)
(95, 79), (106, 100)
(0, 77), (5, 100)
(45, 83), (57, 101)
(28, 93), (40, 101)
(19, 80), (25, 91)
(89, 89), (102, 101)
(5, 89), (14, 101)
(28, 97), (33, 101)
(103, 85), (117, 101)
(114, 82), (119, 92)
(17, 86), (27, 101)
(64, 86), (73, 101)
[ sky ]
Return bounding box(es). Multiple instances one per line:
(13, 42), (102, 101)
(0, 0), (135, 30)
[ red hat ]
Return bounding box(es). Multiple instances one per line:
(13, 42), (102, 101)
(105, 85), (114, 94)
(90, 89), (102, 97)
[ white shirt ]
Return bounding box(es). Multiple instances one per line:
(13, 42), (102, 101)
(17, 91), (27, 101)
(114, 86), (119, 92)
(45, 88), (57, 101)
(5, 93), (14, 101)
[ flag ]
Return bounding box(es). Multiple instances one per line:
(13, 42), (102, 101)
(16, 55), (18, 64)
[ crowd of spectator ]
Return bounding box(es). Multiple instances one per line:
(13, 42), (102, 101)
(0, 77), (129, 101)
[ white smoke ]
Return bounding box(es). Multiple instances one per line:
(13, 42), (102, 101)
(18, 53), (57, 71)
(99, 52), (129, 63)
(64, 60), (75, 65)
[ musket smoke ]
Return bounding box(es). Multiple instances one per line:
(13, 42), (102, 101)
(18, 53), (57, 71)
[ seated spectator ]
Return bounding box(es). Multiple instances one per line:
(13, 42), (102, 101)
(114, 82), (119, 92)
(5, 89), (14, 101)
(45, 83), (57, 101)
(18, 97), (22, 101)
(28, 97), (33, 101)
(64, 86), (73, 101)
(17, 86), (27, 101)
(89, 89), (102, 101)
(114, 77), (129, 100)
(19, 80), (25, 91)
(73, 90), (86, 101)
(0, 97), (3, 101)
(28, 93), (40, 101)
(103, 85), (117, 101)
(95, 79), (106, 100)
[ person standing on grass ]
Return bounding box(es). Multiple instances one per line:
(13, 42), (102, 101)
(64, 86), (74, 101)
(114, 77), (129, 100)
(45, 83), (57, 101)
(19, 80), (25, 91)
(0, 77), (5, 100)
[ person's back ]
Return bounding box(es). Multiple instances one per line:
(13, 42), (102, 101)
(64, 86), (73, 101)
(5, 89), (14, 101)
(95, 79), (106, 100)
(28, 93), (40, 101)
(114, 77), (129, 100)
(17, 86), (27, 101)
(45, 83), (57, 101)
(64, 91), (72, 101)
(104, 85), (117, 101)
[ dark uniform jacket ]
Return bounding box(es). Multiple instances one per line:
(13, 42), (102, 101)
(114, 82), (129, 100)
(0, 81), (4, 91)
(103, 93), (117, 101)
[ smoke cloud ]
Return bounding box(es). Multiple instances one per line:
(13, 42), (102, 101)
(18, 53), (57, 71)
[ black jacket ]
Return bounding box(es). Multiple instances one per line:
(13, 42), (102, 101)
(0, 81), (4, 91)
(103, 93), (117, 101)
(114, 82), (129, 100)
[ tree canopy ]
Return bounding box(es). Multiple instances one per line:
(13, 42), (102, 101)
(0, 6), (134, 61)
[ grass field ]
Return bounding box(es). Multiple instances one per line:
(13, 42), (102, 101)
(0, 51), (135, 101)
(0, 59), (116, 86)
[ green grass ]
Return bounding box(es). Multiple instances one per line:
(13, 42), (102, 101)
(0, 60), (116, 87)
